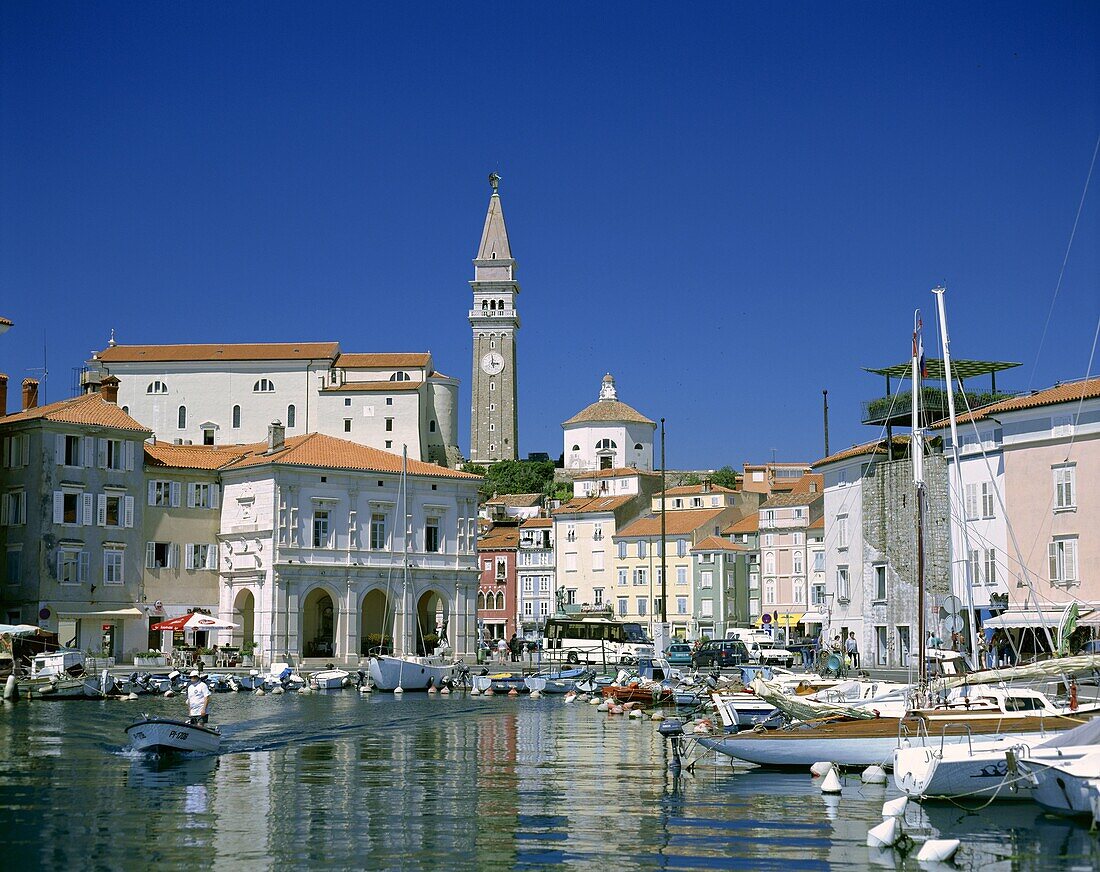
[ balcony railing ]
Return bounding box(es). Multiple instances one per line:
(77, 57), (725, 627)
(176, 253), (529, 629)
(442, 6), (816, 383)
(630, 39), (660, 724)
(862, 387), (1018, 427)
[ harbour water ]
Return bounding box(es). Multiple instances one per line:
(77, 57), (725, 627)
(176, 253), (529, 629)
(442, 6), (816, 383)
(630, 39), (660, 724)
(0, 693), (1096, 870)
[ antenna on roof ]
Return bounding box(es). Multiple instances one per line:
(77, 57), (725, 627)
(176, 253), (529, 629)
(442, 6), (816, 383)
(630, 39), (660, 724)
(25, 332), (47, 403)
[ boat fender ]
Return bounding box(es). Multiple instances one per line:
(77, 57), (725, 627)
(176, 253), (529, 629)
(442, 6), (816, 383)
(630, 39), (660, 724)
(508, 688), (518, 697)
(629, 708), (643, 719)
(440, 686), (451, 695)
(1069, 682), (1078, 711)
(470, 688), (480, 696)
(127, 692), (139, 701)
(861, 765), (888, 785)
(529, 690), (541, 699)
(394, 686), (404, 695)
(589, 696), (601, 706)
(650, 712), (664, 721)
(3, 675), (16, 701)
(820, 769), (843, 794)
(255, 687), (266, 696)
(164, 689), (175, 698)
(915, 839), (960, 863)
(866, 817), (900, 849)
(596, 701), (610, 712)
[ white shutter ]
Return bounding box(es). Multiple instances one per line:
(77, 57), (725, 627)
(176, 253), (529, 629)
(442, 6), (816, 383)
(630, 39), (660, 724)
(21, 435), (29, 467)
(1048, 542), (1059, 582)
(17, 492), (25, 525)
(187, 483), (196, 509)
(211, 484), (220, 509)
(82, 493), (94, 526)
(97, 439), (107, 469)
(207, 544), (218, 570)
(146, 542), (156, 569)
(56, 550), (63, 578)
(78, 552), (89, 584)
(124, 496), (134, 528)
(1065, 540), (1078, 581)
(56, 434), (65, 464)
(170, 543), (180, 570)
(125, 441), (134, 471)
(185, 544), (195, 570)
(97, 494), (107, 527)
(82, 436), (94, 468)
(148, 481), (157, 506)
(0, 495), (7, 526)
(170, 481), (181, 508)
(53, 491), (64, 524)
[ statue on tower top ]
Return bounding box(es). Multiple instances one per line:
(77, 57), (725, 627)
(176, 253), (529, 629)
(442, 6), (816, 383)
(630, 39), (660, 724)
(599, 373), (617, 401)
(488, 171), (501, 194)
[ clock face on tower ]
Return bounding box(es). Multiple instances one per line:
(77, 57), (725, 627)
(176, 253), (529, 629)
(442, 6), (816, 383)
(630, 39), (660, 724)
(480, 351), (505, 375)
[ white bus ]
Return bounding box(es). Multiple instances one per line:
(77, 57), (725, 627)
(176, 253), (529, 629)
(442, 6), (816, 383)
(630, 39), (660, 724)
(544, 613), (653, 665)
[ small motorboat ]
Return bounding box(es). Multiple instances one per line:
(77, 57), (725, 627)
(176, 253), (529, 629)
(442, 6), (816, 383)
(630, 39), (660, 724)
(473, 672), (528, 694)
(262, 662), (306, 691)
(310, 668), (351, 689)
(524, 668), (591, 694)
(125, 715), (221, 755)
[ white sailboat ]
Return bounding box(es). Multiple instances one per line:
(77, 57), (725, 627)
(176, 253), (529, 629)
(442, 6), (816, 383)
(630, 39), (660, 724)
(368, 446), (460, 692)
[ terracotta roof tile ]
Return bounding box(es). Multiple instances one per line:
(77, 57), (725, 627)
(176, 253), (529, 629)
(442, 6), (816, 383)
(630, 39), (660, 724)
(222, 432), (480, 479)
(486, 493), (543, 507)
(691, 536), (748, 553)
(572, 467), (660, 480)
(0, 393), (151, 433)
(812, 436), (910, 468)
(789, 473), (824, 494)
(520, 517), (552, 528)
(97, 342), (340, 363)
(320, 381), (422, 393)
(724, 514), (759, 534)
(478, 526), (521, 550)
(552, 495), (635, 515)
(335, 352), (431, 369)
(759, 492), (824, 510)
(563, 399), (655, 426)
(808, 516), (825, 530)
(145, 442), (252, 470)
(930, 377), (1100, 427)
(615, 508), (729, 538)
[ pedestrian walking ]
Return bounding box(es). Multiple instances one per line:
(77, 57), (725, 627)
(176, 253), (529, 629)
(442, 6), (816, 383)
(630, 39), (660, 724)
(845, 632), (860, 669)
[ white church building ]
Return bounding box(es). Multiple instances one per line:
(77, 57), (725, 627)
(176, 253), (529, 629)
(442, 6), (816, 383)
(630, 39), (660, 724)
(562, 374), (656, 472)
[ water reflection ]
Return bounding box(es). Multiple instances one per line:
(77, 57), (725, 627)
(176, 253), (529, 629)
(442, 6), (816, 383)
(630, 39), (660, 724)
(0, 693), (1096, 870)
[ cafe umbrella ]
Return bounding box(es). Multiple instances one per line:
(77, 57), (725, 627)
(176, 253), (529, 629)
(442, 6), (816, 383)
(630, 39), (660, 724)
(150, 614), (238, 632)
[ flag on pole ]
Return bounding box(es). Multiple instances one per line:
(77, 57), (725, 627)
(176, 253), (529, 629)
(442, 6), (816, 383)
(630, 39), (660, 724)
(913, 312), (927, 379)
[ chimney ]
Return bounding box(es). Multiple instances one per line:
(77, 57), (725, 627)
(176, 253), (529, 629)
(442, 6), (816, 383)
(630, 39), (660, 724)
(701, 478), (711, 494)
(100, 375), (120, 404)
(21, 378), (38, 411)
(267, 420), (285, 453)
(0, 374), (7, 417)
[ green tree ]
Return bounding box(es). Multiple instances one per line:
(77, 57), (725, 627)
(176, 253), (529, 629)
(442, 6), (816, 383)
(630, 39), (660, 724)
(465, 459), (557, 501)
(711, 465), (740, 489)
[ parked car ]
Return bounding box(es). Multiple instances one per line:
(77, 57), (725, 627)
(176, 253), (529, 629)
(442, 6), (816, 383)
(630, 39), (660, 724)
(665, 642), (694, 666)
(692, 639), (749, 669)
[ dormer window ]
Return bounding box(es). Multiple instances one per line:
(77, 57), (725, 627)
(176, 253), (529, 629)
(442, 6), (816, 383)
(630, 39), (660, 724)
(147, 381), (168, 394)
(254, 378), (275, 393)
(389, 372), (411, 382)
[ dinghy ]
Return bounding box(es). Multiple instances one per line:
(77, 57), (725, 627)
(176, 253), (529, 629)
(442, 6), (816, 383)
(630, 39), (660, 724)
(125, 715), (221, 755)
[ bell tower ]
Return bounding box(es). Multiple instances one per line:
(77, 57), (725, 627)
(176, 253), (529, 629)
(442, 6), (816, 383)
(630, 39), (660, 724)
(469, 173), (520, 463)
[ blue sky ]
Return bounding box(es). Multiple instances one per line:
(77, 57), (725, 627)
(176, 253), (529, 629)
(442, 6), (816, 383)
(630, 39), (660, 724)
(2, 3), (1097, 468)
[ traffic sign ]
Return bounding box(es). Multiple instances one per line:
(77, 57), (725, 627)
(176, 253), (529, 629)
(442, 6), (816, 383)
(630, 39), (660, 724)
(942, 595), (962, 616)
(943, 615), (964, 634)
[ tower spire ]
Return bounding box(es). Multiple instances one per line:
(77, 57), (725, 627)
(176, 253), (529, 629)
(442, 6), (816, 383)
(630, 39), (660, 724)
(477, 175), (512, 261)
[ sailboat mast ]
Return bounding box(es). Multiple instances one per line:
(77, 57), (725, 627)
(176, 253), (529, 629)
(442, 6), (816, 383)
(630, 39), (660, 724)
(401, 445), (408, 656)
(933, 287), (981, 665)
(911, 309), (926, 685)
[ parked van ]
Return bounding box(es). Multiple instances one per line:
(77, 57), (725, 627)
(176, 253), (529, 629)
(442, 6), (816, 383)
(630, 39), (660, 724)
(724, 627), (796, 668)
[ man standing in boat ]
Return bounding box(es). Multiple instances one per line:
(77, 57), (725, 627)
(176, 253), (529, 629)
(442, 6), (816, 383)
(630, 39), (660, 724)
(186, 670), (211, 725)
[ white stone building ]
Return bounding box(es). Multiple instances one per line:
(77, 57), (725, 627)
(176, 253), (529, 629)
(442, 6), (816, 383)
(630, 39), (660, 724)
(562, 375), (655, 472)
(216, 426), (481, 664)
(85, 344), (461, 466)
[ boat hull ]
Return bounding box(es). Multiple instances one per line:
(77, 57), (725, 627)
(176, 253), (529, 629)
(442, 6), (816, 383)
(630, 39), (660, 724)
(524, 669), (588, 694)
(126, 717), (221, 755)
(368, 655), (456, 691)
(310, 669), (350, 689)
(1019, 753), (1100, 818)
(602, 684), (674, 705)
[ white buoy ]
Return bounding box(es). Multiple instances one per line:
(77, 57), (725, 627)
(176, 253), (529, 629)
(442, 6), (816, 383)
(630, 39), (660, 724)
(394, 686), (404, 695)
(127, 692), (139, 701)
(628, 708), (643, 719)
(272, 686), (285, 695)
(529, 690), (541, 699)
(810, 761), (834, 778)
(861, 764), (888, 785)
(164, 689), (176, 698)
(820, 768), (843, 794)
(563, 692), (576, 704)
(597, 701), (610, 712)
(440, 686), (451, 695)
(651, 712), (665, 721)
(866, 817), (901, 849)
(881, 796), (908, 818)
(589, 696), (601, 706)
(359, 684), (372, 694)
(255, 687), (266, 696)
(916, 840), (960, 863)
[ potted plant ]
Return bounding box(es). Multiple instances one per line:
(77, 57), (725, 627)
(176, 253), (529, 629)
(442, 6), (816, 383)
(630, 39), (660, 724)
(241, 640), (256, 666)
(198, 647), (216, 667)
(134, 650), (168, 667)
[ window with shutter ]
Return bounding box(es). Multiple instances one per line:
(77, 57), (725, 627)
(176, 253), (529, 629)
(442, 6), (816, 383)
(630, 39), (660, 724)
(170, 481), (181, 507)
(187, 484), (196, 508)
(77, 552), (88, 584)
(97, 494), (107, 526)
(964, 484), (978, 520)
(82, 493), (94, 525)
(124, 496), (134, 528)
(170, 543), (180, 569)
(82, 436), (94, 468)
(146, 542), (156, 569)
(53, 491), (64, 524)
(185, 545), (195, 570)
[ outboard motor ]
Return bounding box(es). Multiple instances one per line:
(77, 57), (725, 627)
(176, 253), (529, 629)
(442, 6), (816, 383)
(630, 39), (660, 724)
(658, 719), (686, 770)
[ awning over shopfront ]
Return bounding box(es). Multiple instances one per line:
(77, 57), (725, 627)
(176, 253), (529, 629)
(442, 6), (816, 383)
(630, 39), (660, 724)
(981, 608), (1096, 630)
(801, 612), (828, 625)
(49, 606), (144, 619)
(757, 612), (805, 627)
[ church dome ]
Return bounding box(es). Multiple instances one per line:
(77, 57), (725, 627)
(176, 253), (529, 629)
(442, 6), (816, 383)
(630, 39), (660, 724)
(563, 374), (655, 427)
